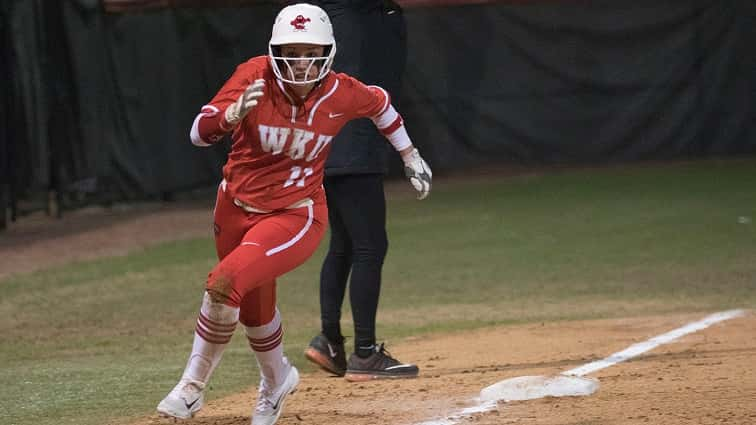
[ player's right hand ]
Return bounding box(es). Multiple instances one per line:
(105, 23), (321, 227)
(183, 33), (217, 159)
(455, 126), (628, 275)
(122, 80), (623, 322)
(224, 79), (265, 126)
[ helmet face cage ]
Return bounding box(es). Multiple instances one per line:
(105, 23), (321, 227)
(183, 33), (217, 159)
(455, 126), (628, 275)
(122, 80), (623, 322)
(268, 44), (335, 85)
(268, 4), (336, 85)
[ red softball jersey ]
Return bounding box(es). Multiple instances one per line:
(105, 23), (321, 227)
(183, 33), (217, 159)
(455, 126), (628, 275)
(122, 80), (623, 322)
(192, 56), (392, 211)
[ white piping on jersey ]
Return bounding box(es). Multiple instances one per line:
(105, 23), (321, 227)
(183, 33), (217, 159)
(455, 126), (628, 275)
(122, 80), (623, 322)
(276, 79), (295, 103)
(275, 80), (298, 123)
(274, 78), (339, 126)
(191, 105), (220, 147)
(265, 204), (314, 256)
(367, 85), (390, 117)
(308, 79), (340, 126)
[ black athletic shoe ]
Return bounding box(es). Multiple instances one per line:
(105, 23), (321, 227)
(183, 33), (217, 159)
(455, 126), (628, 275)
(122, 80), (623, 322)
(304, 333), (347, 376)
(344, 343), (419, 382)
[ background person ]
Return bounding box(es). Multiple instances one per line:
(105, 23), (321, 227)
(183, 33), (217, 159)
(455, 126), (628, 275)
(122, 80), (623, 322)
(302, 0), (423, 382)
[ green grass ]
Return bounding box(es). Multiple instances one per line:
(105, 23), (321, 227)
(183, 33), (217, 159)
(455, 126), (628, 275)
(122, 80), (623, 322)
(1, 159), (755, 425)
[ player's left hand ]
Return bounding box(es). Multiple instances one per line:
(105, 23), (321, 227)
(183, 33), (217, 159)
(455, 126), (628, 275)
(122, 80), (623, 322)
(402, 148), (432, 200)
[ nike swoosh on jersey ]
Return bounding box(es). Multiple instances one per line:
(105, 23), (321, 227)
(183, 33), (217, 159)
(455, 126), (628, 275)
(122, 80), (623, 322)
(328, 112), (344, 118)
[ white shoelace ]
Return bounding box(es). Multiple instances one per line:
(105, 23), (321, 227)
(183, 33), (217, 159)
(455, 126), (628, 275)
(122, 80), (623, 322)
(175, 380), (203, 402)
(254, 380), (276, 414)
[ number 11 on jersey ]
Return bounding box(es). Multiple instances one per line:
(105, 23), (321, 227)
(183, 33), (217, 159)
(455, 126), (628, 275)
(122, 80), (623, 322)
(283, 166), (313, 188)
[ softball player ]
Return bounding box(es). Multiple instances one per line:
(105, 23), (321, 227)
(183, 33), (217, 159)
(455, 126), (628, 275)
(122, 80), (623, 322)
(156, 3), (431, 424)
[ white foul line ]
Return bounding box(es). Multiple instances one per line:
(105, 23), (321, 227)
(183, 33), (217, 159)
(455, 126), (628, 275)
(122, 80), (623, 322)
(414, 309), (746, 425)
(563, 309), (745, 377)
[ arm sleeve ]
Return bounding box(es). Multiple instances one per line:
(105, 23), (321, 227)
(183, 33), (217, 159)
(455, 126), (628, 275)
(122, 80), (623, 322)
(370, 102), (412, 152)
(189, 63), (255, 147)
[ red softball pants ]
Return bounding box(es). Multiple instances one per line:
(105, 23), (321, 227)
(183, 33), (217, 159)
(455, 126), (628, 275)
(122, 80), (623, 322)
(208, 182), (327, 327)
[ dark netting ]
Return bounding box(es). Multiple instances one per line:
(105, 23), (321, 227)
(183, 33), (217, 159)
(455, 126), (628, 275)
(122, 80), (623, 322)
(3, 0), (756, 220)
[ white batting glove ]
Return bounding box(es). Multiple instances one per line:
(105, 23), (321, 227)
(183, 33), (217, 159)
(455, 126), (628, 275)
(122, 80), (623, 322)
(224, 79), (265, 126)
(402, 148), (432, 200)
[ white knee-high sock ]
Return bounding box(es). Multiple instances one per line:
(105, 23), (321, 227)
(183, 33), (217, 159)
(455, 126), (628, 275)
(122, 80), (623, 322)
(181, 292), (239, 385)
(244, 308), (289, 387)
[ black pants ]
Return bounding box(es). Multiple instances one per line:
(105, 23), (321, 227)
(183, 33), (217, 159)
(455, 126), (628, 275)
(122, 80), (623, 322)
(319, 173), (388, 350)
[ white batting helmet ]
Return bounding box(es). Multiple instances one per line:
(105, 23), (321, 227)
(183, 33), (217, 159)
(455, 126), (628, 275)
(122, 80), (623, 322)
(268, 3), (337, 85)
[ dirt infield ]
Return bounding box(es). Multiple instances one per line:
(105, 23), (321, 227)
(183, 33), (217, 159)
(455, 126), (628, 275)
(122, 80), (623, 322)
(3, 198), (754, 425)
(126, 312), (754, 425)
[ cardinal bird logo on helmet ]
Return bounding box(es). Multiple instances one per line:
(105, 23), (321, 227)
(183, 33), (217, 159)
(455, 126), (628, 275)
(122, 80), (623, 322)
(290, 15), (311, 30)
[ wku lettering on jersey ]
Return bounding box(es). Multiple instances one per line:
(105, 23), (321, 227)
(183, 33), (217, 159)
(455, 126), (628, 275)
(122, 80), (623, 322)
(258, 125), (334, 161)
(191, 56), (393, 211)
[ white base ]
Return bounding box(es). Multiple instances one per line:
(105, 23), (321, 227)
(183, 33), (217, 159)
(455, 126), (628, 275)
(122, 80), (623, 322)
(480, 374), (599, 402)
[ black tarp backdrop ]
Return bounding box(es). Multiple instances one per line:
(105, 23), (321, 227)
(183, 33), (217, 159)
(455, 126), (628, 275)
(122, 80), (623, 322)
(4, 0), (281, 213)
(1, 1), (10, 229)
(402, 0), (756, 166)
(3, 0), (756, 219)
